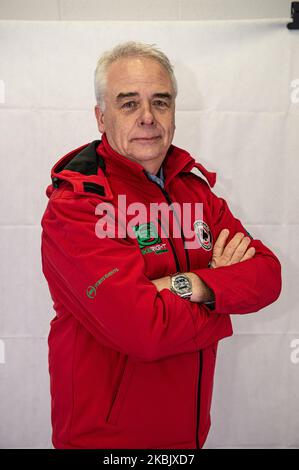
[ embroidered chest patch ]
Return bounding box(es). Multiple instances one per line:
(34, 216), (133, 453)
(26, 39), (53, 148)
(133, 222), (168, 255)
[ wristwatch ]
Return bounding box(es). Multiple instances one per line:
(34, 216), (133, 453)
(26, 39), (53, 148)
(170, 273), (193, 300)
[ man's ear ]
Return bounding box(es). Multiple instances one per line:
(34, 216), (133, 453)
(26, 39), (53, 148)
(94, 105), (105, 134)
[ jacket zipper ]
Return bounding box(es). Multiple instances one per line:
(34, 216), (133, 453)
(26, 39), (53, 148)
(145, 175), (183, 273)
(157, 218), (180, 272)
(158, 186), (190, 272)
(149, 179), (202, 448)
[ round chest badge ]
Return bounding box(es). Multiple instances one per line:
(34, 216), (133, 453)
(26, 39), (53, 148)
(194, 220), (213, 251)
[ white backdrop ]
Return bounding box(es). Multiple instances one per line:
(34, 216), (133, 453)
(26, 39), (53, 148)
(0, 19), (298, 448)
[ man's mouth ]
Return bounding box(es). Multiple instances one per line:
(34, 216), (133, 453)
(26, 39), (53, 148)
(132, 136), (161, 143)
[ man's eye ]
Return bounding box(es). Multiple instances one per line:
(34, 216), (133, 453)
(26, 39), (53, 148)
(122, 101), (137, 109)
(153, 100), (169, 108)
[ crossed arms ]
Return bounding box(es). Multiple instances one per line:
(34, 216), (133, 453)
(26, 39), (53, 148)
(152, 229), (256, 303)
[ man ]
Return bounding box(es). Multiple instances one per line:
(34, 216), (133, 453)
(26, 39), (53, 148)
(41, 41), (281, 449)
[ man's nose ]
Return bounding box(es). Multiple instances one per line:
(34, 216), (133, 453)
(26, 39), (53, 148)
(138, 104), (156, 126)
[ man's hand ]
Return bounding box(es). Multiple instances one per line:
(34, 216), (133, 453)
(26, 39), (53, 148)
(210, 229), (255, 268)
(151, 276), (171, 292)
(151, 228), (256, 303)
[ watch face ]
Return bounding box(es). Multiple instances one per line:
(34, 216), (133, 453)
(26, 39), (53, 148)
(173, 274), (192, 295)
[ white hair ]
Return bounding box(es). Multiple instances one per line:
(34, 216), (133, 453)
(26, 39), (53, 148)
(94, 41), (178, 110)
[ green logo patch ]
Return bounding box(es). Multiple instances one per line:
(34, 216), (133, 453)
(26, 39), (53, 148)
(133, 222), (168, 255)
(133, 222), (161, 248)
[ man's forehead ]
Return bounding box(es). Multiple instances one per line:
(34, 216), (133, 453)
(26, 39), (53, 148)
(106, 57), (173, 92)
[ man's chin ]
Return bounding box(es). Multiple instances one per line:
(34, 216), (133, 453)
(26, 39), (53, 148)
(128, 144), (166, 161)
(130, 150), (164, 162)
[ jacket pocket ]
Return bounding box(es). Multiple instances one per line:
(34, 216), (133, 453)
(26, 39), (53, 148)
(106, 358), (135, 426)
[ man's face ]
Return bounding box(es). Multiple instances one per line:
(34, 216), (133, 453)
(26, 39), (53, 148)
(95, 57), (176, 170)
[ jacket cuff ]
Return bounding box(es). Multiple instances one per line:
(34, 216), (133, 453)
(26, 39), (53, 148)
(192, 267), (223, 314)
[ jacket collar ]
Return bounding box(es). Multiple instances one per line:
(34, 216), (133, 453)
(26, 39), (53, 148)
(47, 134), (216, 199)
(162, 143), (216, 188)
(99, 133), (216, 189)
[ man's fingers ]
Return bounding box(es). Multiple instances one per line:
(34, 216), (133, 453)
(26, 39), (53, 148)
(212, 228), (230, 258)
(211, 230), (255, 268)
(230, 236), (251, 264)
(240, 246), (256, 262)
(221, 232), (245, 262)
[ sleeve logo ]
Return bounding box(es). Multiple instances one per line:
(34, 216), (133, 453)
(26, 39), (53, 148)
(194, 220), (213, 251)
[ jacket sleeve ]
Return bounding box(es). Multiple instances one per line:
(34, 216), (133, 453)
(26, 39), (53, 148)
(41, 192), (232, 362)
(192, 185), (282, 315)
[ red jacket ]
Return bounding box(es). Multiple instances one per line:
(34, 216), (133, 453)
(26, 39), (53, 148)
(41, 134), (281, 449)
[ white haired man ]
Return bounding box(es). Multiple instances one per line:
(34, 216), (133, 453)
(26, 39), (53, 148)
(41, 41), (281, 449)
